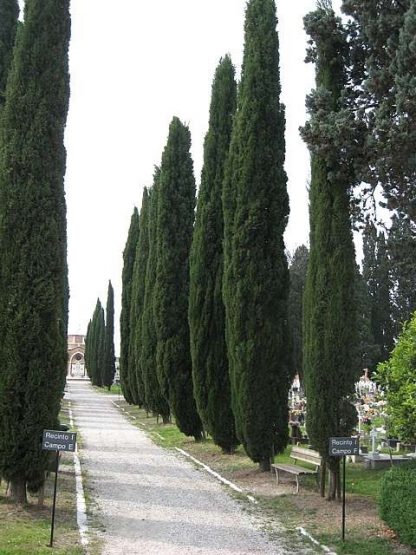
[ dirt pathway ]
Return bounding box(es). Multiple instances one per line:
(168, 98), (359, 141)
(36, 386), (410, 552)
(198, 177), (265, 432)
(68, 381), (313, 554)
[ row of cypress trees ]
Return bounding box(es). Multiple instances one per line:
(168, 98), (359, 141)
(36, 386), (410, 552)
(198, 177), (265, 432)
(85, 282), (116, 390)
(120, 0), (291, 470)
(0, 0), (71, 503)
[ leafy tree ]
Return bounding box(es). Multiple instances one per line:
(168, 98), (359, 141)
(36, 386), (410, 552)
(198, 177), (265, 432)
(302, 3), (358, 500)
(388, 215), (416, 334)
(288, 245), (309, 384)
(103, 281), (115, 390)
(129, 188), (150, 407)
(376, 311), (416, 444)
(154, 117), (203, 440)
(0, 0), (19, 107)
(141, 169), (170, 422)
(189, 56), (238, 453)
(222, 0), (290, 471)
(120, 207), (140, 404)
(362, 222), (394, 363)
(0, 0), (70, 503)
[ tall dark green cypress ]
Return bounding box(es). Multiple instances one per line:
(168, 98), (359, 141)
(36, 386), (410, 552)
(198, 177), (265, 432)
(189, 56), (238, 453)
(96, 304), (106, 388)
(288, 245), (309, 384)
(141, 170), (170, 422)
(362, 222), (394, 364)
(388, 215), (416, 333)
(120, 207), (140, 404)
(85, 319), (92, 380)
(129, 188), (150, 408)
(0, 0), (19, 108)
(353, 264), (380, 373)
(302, 3), (358, 499)
(0, 0), (70, 503)
(222, 0), (290, 471)
(154, 117), (203, 440)
(103, 281), (115, 389)
(86, 299), (103, 386)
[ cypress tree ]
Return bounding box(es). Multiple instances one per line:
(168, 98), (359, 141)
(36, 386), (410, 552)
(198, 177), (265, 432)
(0, 0), (71, 503)
(189, 56), (238, 453)
(85, 319), (92, 380)
(87, 299), (103, 386)
(141, 170), (170, 422)
(129, 188), (150, 408)
(154, 117), (203, 440)
(288, 245), (309, 384)
(353, 264), (380, 373)
(388, 215), (416, 333)
(362, 222), (394, 364)
(301, 3), (358, 499)
(96, 303), (106, 388)
(0, 0), (19, 108)
(103, 281), (115, 390)
(120, 207), (140, 404)
(222, 0), (290, 471)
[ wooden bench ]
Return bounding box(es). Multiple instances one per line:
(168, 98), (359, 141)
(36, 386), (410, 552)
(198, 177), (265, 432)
(271, 446), (321, 494)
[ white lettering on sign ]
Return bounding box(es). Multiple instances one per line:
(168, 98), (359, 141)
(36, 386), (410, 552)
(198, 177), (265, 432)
(42, 430), (77, 452)
(44, 441), (67, 451)
(332, 439), (354, 446)
(331, 448), (359, 456)
(45, 431), (75, 442)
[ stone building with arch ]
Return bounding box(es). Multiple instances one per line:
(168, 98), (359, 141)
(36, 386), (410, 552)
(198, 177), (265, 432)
(67, 334), (87, 379)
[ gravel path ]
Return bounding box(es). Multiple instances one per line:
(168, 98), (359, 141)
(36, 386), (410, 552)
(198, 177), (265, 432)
(68, 381), (313, 555)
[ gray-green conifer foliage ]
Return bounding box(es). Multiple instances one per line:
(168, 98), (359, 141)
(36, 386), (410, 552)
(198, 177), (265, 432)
(362, 223), (394, 364)
(141, 170), (170, 422)
(302, 4), (358, 499)
(0, 0), (19, 107)
(222, 0), (290, 471)
(154, 117), (203, 440)
(130, 188), (151, 407)
(288, 245), (309, 384)
(120, 207), (140, 404)
(189, 55), (238, 453)
(86, 299), (104, 387)
(103, 281), (116, 389)
(0, 0), (71, 503)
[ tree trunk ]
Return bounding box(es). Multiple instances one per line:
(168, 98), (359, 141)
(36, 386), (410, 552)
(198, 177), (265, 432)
(162, 415), (170, 424)
(259, 458), (271, 472)
(7, 478), (27, 504)
(327, 461), (339, 501)
(320, 460), (326, 497)
(38, 481), (45, 507)
(193, 431), (203, 443)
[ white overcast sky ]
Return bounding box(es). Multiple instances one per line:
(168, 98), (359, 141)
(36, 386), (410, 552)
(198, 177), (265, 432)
(64, 0), (342, 349)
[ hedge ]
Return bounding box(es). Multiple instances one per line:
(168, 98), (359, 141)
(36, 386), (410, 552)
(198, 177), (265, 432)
(379, 462), (416, 547)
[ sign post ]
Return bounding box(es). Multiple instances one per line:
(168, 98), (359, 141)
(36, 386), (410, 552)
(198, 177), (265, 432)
(329, 436), (359, 542)
(42, 430), (77, 547)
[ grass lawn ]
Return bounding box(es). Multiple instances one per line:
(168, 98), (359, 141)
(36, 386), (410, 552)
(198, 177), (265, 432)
(0, 456), (83, 555)
(92, 384), (122, 395)
(0, 401), (85, 555)
(109, 397), (414, 555)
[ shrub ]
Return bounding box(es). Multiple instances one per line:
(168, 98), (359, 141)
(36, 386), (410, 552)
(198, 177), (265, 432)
(379, 462), (416, 547)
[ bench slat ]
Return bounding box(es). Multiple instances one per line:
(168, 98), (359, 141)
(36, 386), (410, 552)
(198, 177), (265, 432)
(271, 447), (322, 494)
(271, 463), (317, 476)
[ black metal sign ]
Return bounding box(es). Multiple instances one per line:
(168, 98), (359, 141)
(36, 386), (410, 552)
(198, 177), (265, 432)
(42, 430), (77, 452)
(42, 429), (77, 547)
(329, 436), (359, 457)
